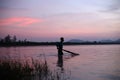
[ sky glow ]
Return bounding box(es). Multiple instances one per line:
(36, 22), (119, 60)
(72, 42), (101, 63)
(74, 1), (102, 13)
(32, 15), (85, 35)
(0, 0), (120, 41)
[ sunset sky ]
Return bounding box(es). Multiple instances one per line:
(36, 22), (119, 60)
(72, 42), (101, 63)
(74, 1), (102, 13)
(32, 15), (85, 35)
(0, 0), (120, 41)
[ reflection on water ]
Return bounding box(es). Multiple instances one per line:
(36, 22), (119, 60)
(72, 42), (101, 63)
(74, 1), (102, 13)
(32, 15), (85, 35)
(57, 55), (64, 71)
(0, 45), (120, 80)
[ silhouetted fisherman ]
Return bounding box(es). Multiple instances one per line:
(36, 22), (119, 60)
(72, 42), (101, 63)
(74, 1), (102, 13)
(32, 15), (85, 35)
(56, 37), (64, 56)
(56, 37), (64, 70)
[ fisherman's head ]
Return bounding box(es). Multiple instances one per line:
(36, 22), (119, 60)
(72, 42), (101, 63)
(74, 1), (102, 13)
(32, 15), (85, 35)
(60, 37), (64, 42)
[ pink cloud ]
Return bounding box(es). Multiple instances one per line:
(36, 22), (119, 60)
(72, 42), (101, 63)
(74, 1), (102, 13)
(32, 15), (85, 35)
(0, 17), (43, 27)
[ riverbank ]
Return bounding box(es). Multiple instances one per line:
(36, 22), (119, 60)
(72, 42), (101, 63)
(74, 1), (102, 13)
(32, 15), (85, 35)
(0, 57), (70, 80)
(0, 41), (120, 47)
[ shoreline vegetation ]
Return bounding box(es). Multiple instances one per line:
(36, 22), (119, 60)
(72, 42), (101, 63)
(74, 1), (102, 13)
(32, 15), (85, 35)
(0, 41), (120, 47)
(0, 35), (120, 47)
(0, 57), (70, 80)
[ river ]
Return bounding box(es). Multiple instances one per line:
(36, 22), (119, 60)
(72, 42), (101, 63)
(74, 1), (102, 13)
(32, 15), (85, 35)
(0, 45), (120, 80)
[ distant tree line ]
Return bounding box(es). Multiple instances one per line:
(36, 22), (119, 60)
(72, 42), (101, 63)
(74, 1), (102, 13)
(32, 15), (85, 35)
(0, 35), (27, 43)
(0, 35), (120, 47)
(0, 35), (29, 46)
(0, 35), (57, 46)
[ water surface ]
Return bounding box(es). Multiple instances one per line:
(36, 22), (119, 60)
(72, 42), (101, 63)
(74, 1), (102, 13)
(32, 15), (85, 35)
(0, 45), (120, 80)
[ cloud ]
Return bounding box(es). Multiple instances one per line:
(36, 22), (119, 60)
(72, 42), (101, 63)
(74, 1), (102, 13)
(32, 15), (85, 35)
(103, 0), (120, 15)
(109, 0), (120, 11)
(0, 7), (28, 13)
(0, 17), (43, 27)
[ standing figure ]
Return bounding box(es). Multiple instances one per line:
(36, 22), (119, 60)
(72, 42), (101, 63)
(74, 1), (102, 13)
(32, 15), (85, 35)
(56, 37), (64, 70)
(56, 37), (64, 56)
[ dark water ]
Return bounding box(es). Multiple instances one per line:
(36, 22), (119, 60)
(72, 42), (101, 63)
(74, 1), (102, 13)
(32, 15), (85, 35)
(0, 45), (120, 80)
